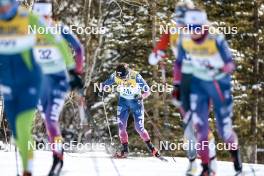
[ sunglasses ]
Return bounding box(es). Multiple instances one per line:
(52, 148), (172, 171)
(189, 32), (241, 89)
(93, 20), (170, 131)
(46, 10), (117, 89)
(116, 71), (128, 79)
(188, 24), (203, 31)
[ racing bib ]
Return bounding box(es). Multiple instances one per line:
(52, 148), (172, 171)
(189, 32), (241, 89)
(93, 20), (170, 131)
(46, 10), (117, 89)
(115, 72), (141, 99)
(34, 23), (66, 74)
(0, 8), (36, 54)
(182, 37), (224, 69)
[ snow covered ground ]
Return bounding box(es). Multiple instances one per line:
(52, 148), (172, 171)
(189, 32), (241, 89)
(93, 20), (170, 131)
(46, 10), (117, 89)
(0, 149), (263, 176)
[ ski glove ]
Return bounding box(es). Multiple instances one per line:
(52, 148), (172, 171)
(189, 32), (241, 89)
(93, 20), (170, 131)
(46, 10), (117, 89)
(134, 92), (150, 100)
(171, 84), (181, 107)
(134, 94), (142, 100)
(148, 50), (167, 65)
(68, 69), (84, 90)
(98, 90), (104, 98)
(221, 62), (235, 74)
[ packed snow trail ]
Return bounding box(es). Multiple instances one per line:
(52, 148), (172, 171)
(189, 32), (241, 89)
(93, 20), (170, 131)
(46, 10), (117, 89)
(0, 150), (263, 176)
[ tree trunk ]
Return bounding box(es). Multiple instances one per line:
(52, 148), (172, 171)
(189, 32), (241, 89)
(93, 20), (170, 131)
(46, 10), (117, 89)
(150, 0), (160, 144)
(250, 0), (260, 163)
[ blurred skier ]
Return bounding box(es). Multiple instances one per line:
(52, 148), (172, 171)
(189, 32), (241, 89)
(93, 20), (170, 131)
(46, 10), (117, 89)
(175, 9), (243, 176)
(102, 63), (160, 158)
(149, 1), (216, 175)
(0, 0), (74, 175)
(32, 0), (84, 175)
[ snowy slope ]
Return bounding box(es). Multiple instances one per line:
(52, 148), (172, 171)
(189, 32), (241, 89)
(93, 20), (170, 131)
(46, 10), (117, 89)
(0, 149), (263, 176)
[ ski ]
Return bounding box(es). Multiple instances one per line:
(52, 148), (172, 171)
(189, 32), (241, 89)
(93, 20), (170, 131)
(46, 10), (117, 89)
(155, 155), (168, 162)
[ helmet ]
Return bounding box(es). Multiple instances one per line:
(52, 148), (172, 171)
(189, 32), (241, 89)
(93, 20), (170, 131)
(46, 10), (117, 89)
(184, 9), (208, 31)
(116, 63), (129, 79)
(0, 0), (15, 7)
(32, 0), (53, 16)
(172, 0), (195, 25)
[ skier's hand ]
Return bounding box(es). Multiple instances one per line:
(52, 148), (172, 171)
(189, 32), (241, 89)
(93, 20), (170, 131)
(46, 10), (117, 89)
(221, 62), (235, 74)
(142, 91), (150, 99)
(98, 90), (104, 98)
(148, 50), (167, 65)
(135, 92), (150, 100)
(171, 84), (181, 107)
(134, 94), (142, 100)
(68, 69), (84, 90)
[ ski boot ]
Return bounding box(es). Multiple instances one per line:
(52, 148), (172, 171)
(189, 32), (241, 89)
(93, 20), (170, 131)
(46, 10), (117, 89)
(200, 163), (216, 176)
(145, 140), (160, 157)
(234, 170), (244, 176)
(48, 152), (64, 176)
(23, 171), (32, 176)
(209, 156), (217, 175)
(186, 159), (198, 176)
(113, 143), (129, 158)
(151, 147), (160, 157)
(230, 149), (243, 176)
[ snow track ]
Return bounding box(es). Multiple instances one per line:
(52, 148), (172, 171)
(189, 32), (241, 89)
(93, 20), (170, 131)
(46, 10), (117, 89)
(0, 150), (263, 176)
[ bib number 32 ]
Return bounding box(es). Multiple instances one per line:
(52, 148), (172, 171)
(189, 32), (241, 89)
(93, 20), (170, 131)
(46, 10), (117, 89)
(38, 49), (52, 60)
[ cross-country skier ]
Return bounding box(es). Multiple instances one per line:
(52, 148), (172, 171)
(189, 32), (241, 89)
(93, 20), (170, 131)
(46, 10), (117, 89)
(102, 63), (160, 158)
(0, 0), (74, 175)
(148, 1), (217, 175)
(175, 9), (243, 176)
(32, 0), (84, 175)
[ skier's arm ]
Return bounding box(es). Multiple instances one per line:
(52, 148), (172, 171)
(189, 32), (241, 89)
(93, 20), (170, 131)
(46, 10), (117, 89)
(153, 33), (170, 52)
(136, 74), (150, 99)
(102, 73), (116, 89)
(61, 25), (84, 74)
(148, 34), (170, 65)
(216, 35), (235, 74)
(29, 13), (75, 70)
(173, 43), (185, 85)
(171, 43), (185, 106)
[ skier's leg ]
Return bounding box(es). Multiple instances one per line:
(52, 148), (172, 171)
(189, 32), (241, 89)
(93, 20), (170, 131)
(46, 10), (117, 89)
(180, 74), (199, 175)
(113, 99), (130, 158)
(208, 129), (217, 173)
(4, 97), (35, 173)
(15, 110), (35, 173)
(15, 60), (42, 174)
(131, 100), (160, 156)
(132, 101), (150, 142)
(190, 78), (210, 166)
(41, 76), (68, 158)
(183, 117), (197, 161)
(38, 75), (68, 175)
(183, 118), (200, 176)
(210, 76), (242, 172)
(10, 76), (41, 174)
(117, 99), (129, 145)
(180, 74), (197, 160)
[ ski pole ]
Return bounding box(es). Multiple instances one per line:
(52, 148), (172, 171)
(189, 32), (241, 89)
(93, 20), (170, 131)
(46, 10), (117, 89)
(15, 145), (19, 176)
(0, 93), (8, 145)
(160, 61), (169, 128)
(101, 92), (114, 146)
(78, 89), (86, 127)
(0, 91), (3, 128)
